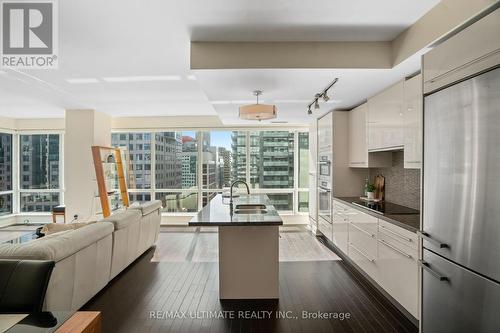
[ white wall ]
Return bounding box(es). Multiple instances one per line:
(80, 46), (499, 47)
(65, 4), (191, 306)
(64, 110), (111, 221)
(0, 116), (15, 130)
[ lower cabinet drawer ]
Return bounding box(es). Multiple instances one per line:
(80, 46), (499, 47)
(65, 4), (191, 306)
(378, 219), (418, 250)
(332, 213), (348, 254)
(377, 237), (419, 319)
(318, 218), (332, 242)
(348, 242), (380, 284)
(349, 222), (377, 256)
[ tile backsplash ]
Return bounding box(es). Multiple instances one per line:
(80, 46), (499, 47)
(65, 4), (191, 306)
(369, 151), (421, 210)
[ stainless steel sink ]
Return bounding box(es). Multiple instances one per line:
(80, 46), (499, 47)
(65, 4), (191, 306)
(235, 204), (266, 210)
(233, 204), (268, 214)
(234, 209), (268, 215)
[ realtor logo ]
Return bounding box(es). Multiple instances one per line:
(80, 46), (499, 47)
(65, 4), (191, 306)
(1, 0), (58, 69)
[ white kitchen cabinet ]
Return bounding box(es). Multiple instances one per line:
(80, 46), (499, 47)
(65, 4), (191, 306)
(347, 208), (379, 282)
(334, 203), (419, 319)
(423, 9), (500, 94)
(403, 74), (423, 169)
(367, 81), (405, 151)
(332, 200), (350, 254)
(348, 103), (392, 168)
(349, 103), (368, 167)
(377, 221), (419, 319)
(317, 112), (332, 151)
(318, 218), (333, 242)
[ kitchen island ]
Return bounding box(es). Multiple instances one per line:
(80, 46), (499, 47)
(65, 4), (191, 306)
(189, 194), (283, 300)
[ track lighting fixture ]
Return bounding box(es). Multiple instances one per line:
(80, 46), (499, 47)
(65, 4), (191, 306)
(306, 78), (338, 115)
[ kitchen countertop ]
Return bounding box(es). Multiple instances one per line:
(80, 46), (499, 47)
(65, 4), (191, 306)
(189, 194), (283, 226)
(334, 197), (420, 233)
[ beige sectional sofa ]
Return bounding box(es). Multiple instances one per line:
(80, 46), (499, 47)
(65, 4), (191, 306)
(0, 200), (162, 311)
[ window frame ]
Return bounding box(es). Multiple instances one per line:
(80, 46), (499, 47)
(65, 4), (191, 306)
(0, 130), (15, 217)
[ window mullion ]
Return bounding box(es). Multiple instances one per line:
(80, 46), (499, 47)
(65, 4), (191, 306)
(150, 132), (156, 201)
(13, 133), (19, 214)
(293, 130), (299, 214)
(245, 131), (250, 186)
(197, 131), (203, 209)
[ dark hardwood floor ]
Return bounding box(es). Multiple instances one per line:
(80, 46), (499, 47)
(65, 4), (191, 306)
(83, 227), (417, 333)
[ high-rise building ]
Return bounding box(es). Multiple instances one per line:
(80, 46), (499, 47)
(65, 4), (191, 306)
(232, 131), (294, 210)
(155, 132), (182, 189)
(112, 132), (183, 204)
(217, 147), (232, 188)
(231, 132), (246, 182)
(181, 136), (197, 189)
(19, 134), (60, 212)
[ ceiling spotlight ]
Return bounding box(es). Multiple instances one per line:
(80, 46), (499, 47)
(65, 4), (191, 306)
(306, 78), (339, 115)
(314, 99), (320, 109)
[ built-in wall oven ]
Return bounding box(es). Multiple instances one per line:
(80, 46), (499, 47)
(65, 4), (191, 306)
(318, 179), (331, 222)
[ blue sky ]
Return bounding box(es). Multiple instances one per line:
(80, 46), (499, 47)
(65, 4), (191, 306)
(207, 131), (233, 149)
(182, 131), (233, 149)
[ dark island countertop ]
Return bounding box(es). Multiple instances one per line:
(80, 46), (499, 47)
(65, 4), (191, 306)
(334, 197), (420, 233)
(189, 194), (283, 226)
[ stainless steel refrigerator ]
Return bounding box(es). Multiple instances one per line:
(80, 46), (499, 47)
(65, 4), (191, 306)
(421, 66), (500, 332)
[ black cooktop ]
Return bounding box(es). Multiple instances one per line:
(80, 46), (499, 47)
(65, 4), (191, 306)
(351, 200), (419, 215)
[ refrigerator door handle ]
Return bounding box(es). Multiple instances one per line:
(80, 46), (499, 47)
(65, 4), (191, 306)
(418, 260), (448, 281)
(417, 231), (448, 248)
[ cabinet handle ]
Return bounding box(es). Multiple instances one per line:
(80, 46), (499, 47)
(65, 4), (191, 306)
(380, 225), (412, 242)
(418, 260), (448, 281)
(350, 223), (375, 238)
(417, 231), (448, 248)
(349, 243), (375, 262)
(378, 239), (412, 259)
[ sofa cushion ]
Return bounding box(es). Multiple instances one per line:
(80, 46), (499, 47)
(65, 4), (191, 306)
(0, 222), (114, 262)
(41, 221), (96, 235)
(100, 210), (141, 230)
(129, 200), (162, 216)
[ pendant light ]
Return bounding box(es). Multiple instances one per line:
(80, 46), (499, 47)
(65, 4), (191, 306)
(239, 90), (277, 121)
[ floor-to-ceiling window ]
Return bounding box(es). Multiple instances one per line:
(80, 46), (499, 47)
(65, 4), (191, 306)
(0, 133), (13, 216)
(19, 134), (62, 212)
(112, 129), (309, 214)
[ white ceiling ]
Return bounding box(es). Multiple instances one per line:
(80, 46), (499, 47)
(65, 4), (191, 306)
(0, 0), (440, 123)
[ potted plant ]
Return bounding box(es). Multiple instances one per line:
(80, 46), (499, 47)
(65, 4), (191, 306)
(366, 183), (376, 199)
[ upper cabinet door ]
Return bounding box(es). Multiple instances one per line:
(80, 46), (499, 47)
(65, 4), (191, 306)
(317, 112), (333, 150)
(348, 103), (368, 167)
(367, 81), (405, 151)
(403, 74), (423, 169)
(423, 9), (500, 94)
